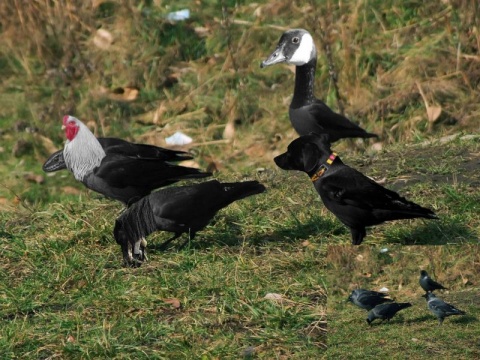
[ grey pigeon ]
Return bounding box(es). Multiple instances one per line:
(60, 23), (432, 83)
(348, 289), (393, 311)
(366, 302), (412, 326)
(425, 293), (466, 324)
(419, 270), (447, 293)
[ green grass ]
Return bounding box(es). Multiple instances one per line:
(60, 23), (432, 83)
(1, 0), (480, 358)
(1, 138), (479, 358)
(326, 245), (480, 359)
(0, 174), (327, 359)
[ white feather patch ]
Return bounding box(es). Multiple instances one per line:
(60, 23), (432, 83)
(63, 117), (106, 181)
(288, 33), (315, 66)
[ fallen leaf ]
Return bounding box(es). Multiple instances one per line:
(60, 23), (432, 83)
(110, 86), (139, 102)
(178, 160), (200, 169)
(194, 26), (210, 37)
(24, 173), (45, 184)
(163, 298), (181, 309)
(34, 134), (58, 154)
(416, 81), (442, 123)
(244, 143), (266, 157)
(66, 335), (75, 343)
(374, 177), (387, 185)
(93, 28), (113, 49)
(370, 142), (383, 152)
(264, 293), (283, 301)
(223, 120), (235, 140)
(81, 124), (97, 139)
(92, 85), (139, 102)
(62, 186), (82, 195)
(206, 159), (222, 173)
(427, 105), (442, 123)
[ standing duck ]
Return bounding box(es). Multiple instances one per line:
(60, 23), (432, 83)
(261, 29), (378, 142)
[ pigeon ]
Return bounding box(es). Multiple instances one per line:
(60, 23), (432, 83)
(60, 115), (211, 206)
(274, 133), (438, 244)
(114, 180), (266, 266)
(261, 28), (378, 142)
(366, 302), (412, 326)
(424, 293), (466, 324)
(419, 270), (448, 293)
(348, 289), (393, 311)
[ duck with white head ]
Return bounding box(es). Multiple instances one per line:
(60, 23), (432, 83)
(261, 29), (378, 142)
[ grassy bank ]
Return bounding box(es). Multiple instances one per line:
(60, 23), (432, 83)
(326, 245), (480, 359)
(1, 0), (479, 358)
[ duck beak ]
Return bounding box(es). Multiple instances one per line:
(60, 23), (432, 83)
(260, 45), (287, 68)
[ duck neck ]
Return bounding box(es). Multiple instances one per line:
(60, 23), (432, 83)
(291, 57), (317, 109)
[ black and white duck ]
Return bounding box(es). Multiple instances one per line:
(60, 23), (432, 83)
(261, 28), (378, 142)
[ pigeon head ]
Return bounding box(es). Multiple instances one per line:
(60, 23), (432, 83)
(420, 270), (428, 277)
(63, 115), (80, 141)
(366, 313), (375, 326)
(261, 29), (316, 68)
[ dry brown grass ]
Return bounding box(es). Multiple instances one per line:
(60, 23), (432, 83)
(1, 1), (479, 166)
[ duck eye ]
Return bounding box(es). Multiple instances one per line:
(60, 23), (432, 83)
(292, 37), (299, 44)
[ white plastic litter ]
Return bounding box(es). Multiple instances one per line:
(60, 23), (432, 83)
(379, 287), (389, 292)
(167, 9), (190, 21)
(379, 248), (389, 253)
(165, 131), (193, 146)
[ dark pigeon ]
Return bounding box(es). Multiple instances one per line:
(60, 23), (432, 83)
(348, 289), (393, 311)
(419, 270), (448, 293)
(366, 302), (412, 326)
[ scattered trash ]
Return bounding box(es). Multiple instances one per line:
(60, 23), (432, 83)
(379, 248), (389, 253)
(165, 131), (193, 146)
(379, 287), (389, 292)
(167, 9), (190, 21)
